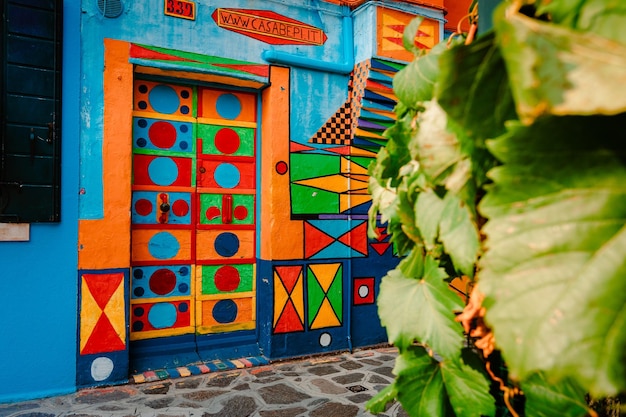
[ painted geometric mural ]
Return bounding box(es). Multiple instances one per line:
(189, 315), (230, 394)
(376, 7), (440, 62)
(290, 58), (405, 217)
(273, 265), (305, 334)
(308, 263), (343, 330)
(130, 78), (257, 342)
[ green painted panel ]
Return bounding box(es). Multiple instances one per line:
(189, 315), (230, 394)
(201, 264), (254, 295)
(197, 124), (254, 157)
(349, 156), (375, 170)
(199, 193), (254, 225)
(326, 266), (343, 322)
(307, 268), (326, 327)
(290, 184), (338, 215)
(290, 153), (339, 181)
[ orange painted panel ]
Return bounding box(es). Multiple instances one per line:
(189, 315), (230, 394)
(260, 67), (304, 260)
(131, 229), (192, 263)
(79, 39), (133, 270)
(376, 7), (440, 62)
(198, 297), (255, 332)
(196, 229), (255, 261)
(198, 88), (256, 123)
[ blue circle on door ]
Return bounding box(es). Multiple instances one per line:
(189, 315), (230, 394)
(148, 85), (180, 114)
(214, 163), (240, 189)
(148, 231), (180, 259)
(214, 232), (239, 257)
(148, 157), (178, 186)
(148, 302), (178, 329)
(216, 93), (242, 120)
(212, 299), (238, 323)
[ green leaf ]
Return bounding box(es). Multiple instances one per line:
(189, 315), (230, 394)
(411, 101), (468, 188)
(393, 346), (495, 417)
(576, 1), (626, 44)
(394, 41), (454, 108)
(402, 16), (424, 56)
(495, 2), (626, 123)
(416, 190), (445, 251)
(366, 383), (398, 414)
(378, 255), (464, 357)
(521, 373), (591, 417)
(440, 359), (496, 417)
(437, 31), (517, 141)
(439, 193), (480, 277)
(479, 113), (626, 395)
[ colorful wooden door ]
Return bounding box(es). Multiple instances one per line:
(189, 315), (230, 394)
(130, 79), (257, 367)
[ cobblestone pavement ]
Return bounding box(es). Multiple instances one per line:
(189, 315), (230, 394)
(0, 347), (409, 417)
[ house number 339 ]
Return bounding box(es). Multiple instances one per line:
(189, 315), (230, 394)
(165, 0), (195, 20)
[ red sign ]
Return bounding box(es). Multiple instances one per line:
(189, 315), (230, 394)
(212, 9), (328, 46)
(165, 0), (195, 20)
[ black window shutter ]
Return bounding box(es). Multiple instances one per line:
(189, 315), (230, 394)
(1, 0), (62, 222)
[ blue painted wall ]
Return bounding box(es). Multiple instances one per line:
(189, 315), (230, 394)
(0, 0), (81, 402)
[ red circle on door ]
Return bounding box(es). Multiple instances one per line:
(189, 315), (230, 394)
(149, 121), (177, 149)
(214, 128), (241, 155)
(214, 265), (241, 292)
(149, 269), (177, 295)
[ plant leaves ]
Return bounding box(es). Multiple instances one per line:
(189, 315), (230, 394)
(394, 41), (452, 108)
(416, 190), (445, 251)
(495, 2), (626, 123)
(366, 383), (398, 414)
(440, 359), (496, 417)
(402, 16), (425, 56)
(521, 372), (591, 417)
(378, 255), (464, 357)
(479, 113), (626, 395)
(393, 346), (495, 417)
(439, 193), (480, 278)
(437, 31), (517, 141)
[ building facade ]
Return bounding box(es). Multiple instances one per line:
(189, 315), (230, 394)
(1, 0), (467, 402)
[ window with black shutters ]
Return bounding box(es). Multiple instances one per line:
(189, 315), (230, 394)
(1, 0), (62, 222)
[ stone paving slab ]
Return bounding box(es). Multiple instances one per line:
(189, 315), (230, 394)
(0, 347), (409, 417)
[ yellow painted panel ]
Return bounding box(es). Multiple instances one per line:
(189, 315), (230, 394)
(131, 229), (192, 262)
(79, 278), (101, 352)
(103, 278), (127, 345)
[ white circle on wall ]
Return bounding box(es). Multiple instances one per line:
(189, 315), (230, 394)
(319, 332), (332, 347)
(91, 357), (114, 382)
(358, 284), (370, 298)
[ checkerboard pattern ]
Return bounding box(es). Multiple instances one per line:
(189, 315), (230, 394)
(350, 60), (371, 132)
(310, 101), (352, 145)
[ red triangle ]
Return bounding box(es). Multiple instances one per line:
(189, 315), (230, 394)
(130, 44), (200, 62)
(274, 300), (304, 334)
(338, 222), (368, 255)
(374, 227), (389, 242)
(81, 314), (126, 355)
(324, 146), (352, 156)
(275, 266), (302, 294)
(384, 36), (404, 47)
(291, 141), (316, 152)
(370, 242), (391, 256)
(304, 222), (336, 259)
(388, 25), (406, 33)
(212, 63), (269, 78)
(84, 273), (123, 310)
(366, 79), (393, 93)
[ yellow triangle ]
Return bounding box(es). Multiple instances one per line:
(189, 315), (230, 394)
(309, 263), (341, 292)
(80, 277), (102, 352)
(340, 193), (372, 212)
(294, 174), (350, 194)
(382, 26), (402, 37)
(381, 38), (404, 52)
(382, 13), (405, 27)
(354, 128), (383, 139)
(103, 278), (126, 344)
(310, 298), (341, 330)
(349, 147), (377, 158)
(273, 271), (289, 326)
(291, 273), (305, 322)
(340, 157), (351, 174)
